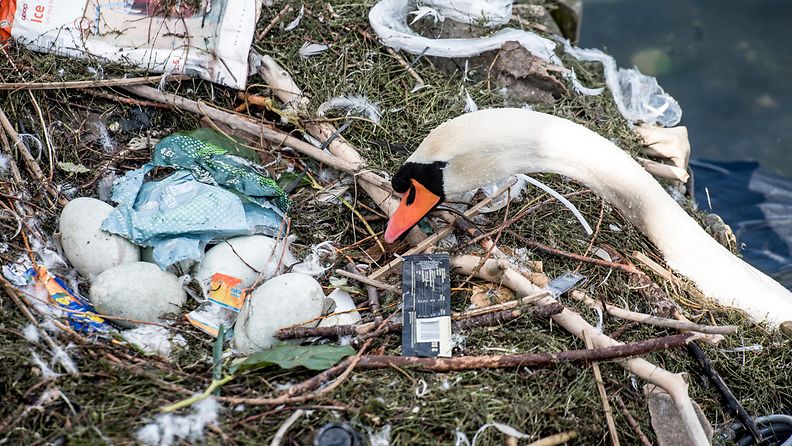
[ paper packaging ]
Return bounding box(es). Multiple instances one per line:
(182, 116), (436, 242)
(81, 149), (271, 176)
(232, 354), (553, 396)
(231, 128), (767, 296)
(401, 254), (452, 358)
(0, 0), (261, 89)
(186, 273), (247, 337)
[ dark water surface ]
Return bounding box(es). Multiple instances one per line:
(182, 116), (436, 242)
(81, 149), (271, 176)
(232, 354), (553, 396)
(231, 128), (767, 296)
(581, 0), (792, 177)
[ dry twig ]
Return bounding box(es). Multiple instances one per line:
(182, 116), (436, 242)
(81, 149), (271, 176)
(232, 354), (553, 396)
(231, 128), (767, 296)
(571, 290), (738, 335)
(584, 331), (620, 446)
(450, 254), (710, 446)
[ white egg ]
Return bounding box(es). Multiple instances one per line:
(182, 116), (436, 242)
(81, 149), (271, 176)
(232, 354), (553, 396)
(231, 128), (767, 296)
(234, 273), (325, 353)
(318, 289), (361, 327)
(90, 262), (186, 328)
(194, 235), (296, 289)
(59, 197), (139, 279)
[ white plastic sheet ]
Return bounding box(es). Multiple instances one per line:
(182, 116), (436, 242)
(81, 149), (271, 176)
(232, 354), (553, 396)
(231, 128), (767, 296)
(369, 0), (682, 126)
(2, 1), (261, 89)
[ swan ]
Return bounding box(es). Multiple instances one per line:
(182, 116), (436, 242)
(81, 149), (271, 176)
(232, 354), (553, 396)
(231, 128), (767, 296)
(384, 108), (792, 326)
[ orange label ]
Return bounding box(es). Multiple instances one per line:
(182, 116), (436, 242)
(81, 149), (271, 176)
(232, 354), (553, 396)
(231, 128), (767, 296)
(0, 0), (17, 41)
(207, 273), (247, 311)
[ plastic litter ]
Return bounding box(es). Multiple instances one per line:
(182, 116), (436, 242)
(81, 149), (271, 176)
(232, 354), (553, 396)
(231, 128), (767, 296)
(368, 0), (601, 95)
(369, 0), (681, 125)
(21, 265), (110, 333)
(186, 273), (249, 337)
(692, 160), (792, 289)
(562, 44), (682, 127)
(2, 1), (260, 89)
(415, 0), (513, 27)
(102, 132), (287, 269)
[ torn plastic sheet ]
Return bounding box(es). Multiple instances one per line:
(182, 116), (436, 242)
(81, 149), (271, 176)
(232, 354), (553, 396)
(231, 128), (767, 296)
(103, 168), (284, 270)
(418, 0), (513, 27)
(692, 160), (792, 289)
(562, 44), (682, 127)
(2, 1), (261, 89)
(368, 0), (602, 95)
(369, 0), (681, 126)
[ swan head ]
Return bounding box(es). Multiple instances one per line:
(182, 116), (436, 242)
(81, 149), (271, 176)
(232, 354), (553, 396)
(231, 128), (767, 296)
(384, 160), (447, 243)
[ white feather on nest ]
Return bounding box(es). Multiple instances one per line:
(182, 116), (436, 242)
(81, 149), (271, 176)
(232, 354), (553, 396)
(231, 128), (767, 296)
(317, 95), (382, 124)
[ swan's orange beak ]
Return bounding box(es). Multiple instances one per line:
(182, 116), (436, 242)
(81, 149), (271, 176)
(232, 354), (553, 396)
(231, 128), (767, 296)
(384, 179), (441, 243)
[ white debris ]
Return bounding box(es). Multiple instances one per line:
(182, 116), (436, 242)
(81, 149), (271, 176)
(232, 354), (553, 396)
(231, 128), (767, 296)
(409, 6), (444, 25)
(31, 351), (60, 380)
(562, 44), (682, 127)
(368, 424), (392, 446)
(0, 152), (10, 176)
(23, 324), (40, 344)
(463, 90), (478, 113)
(455, 422), (530, 446)
(289, 241), (336, 276)
(135, 397), (220, 446)
(283, 6), (304, 32)
(52, 344), (79, 375)
(368, 0), (599, 95)
(317, 95), (382, 124)
(299, 42), (330, 58)
(122, 325), (187, 359)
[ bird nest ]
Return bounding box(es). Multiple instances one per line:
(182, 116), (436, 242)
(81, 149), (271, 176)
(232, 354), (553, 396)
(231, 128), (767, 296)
(0, 1), (790, 445)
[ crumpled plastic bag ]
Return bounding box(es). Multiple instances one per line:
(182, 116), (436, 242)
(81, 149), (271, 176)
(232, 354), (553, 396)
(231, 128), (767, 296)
(102, 133), (287, 269)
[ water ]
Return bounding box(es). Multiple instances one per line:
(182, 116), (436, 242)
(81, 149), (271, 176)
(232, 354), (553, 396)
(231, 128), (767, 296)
(580, 0), (792, 177)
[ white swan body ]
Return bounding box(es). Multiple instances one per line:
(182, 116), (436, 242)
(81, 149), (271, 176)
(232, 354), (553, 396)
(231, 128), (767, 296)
(404, 108), (792, 326)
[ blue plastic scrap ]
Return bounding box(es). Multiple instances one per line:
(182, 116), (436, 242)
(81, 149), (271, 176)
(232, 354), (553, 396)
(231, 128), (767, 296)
(102, 133), (288, 269)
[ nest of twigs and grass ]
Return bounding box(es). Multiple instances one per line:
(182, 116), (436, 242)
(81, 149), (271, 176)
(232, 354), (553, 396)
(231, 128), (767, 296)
(1, 1), (790, 445)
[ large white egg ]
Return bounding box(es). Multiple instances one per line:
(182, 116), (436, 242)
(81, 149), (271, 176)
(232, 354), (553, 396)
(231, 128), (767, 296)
(60, 197), (139, 279)
(90, 262), (187, 328)
(318, 289), (362, 327)
(234, 273), (325, 353)
(194, 235), (295, 289)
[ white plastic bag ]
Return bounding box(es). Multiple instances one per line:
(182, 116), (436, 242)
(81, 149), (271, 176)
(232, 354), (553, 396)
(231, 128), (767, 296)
(1, 0), (261, 89)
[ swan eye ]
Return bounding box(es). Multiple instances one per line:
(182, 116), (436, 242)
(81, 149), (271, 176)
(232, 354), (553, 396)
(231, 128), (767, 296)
(405, 185), (416, 205)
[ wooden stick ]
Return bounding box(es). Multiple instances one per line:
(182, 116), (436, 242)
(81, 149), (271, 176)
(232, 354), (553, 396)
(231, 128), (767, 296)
(450, 254), (710, 446)
(255, 56), (428, 245)
(686, 341), (763, 442)
(526, 431), (578, 446)
(334, 269), (399, 294)
(345, 263), (383, 321)
(506, 230), (640, 275)
(351, 333), (695, 372)
(257, 4), (292, 41)
(584, 331), (620, 446)
(0, 108), (66, 206)
(122, 85), (393, 193)
(571, 290), (738, 335)
(269, 409), (304, 446)
(0, 74), (188, 91)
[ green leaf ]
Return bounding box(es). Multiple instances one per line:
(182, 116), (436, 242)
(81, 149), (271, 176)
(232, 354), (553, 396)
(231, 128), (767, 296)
(230, 344), (355, 374)
(57, 161), (91, 174)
